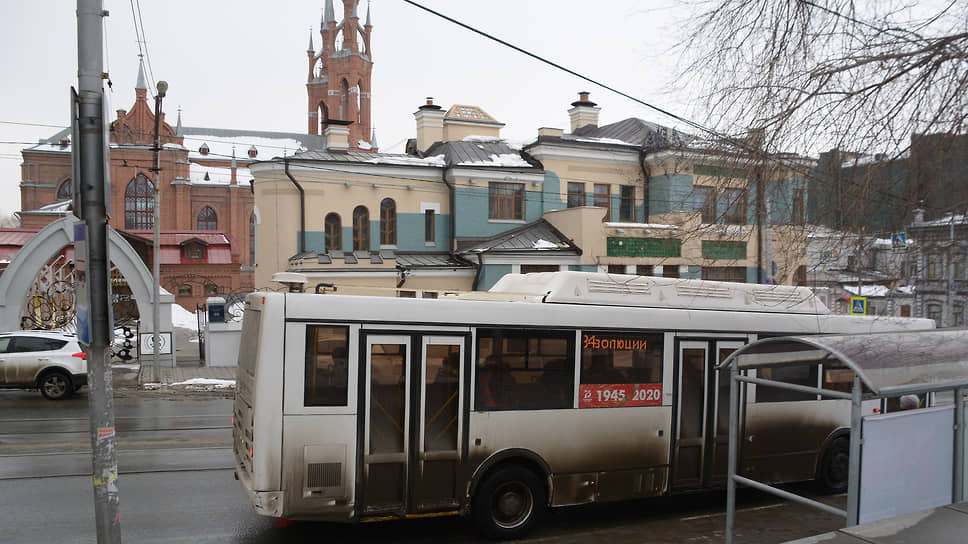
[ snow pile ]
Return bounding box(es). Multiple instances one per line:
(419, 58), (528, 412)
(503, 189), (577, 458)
(365, 154), (446, 167)
(171, 378), (235, 389)
(458, 153), (531, 168)
(171, 303), (198, 329)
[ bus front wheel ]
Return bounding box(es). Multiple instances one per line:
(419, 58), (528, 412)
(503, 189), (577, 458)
(472, 464), (546, 539)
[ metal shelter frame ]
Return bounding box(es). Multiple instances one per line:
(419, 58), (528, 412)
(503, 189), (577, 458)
(720, 329), (968, 544)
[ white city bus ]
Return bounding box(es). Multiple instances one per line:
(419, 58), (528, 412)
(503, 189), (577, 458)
(232, 272), (933, 538)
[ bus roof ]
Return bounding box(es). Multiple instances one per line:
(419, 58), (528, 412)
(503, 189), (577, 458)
(475, 272), (830, 315)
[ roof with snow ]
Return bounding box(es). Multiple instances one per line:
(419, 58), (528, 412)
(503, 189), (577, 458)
(181, 126), (324, 161)
(444, 105), (503, 126)
(424, 139), (535, 169)
(457, 219), (580, 255)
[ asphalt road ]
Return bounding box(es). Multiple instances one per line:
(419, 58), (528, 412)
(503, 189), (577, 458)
(0, 388), (847, 543)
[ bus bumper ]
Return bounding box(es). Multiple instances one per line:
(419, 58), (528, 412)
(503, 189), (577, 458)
(250, 490), (284, 518)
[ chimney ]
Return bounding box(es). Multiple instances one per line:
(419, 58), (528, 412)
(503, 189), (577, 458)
(568, 91), (600, 132)
(325, 125), (351, 150)
(414, 97), (445, 153)
(538, 127), (564, 138)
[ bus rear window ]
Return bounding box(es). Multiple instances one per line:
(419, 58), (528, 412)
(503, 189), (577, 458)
(475, 328), (574, 411)
(305, 325), (350, 406)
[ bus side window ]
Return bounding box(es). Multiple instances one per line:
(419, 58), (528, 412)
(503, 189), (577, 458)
(304, 325), (350, 406)
(755, 364), (819, 402)
(579, 331), (663, 387)
(475, 329), (574, 411)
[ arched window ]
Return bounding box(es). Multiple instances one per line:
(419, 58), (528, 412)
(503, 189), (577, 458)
(124, 174), (154, 229)
(380, 198), (396, 246)
(249, 212), (256, 265)
(325, 213), (342, 252)
(57, 179), (72, 201)
(353, 206), (369, 251)
(339, 79), (349, 120)
(197, 206), (217, 230)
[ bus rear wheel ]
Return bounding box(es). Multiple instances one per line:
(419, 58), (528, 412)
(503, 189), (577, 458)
(472, 464), (546, 539)
(817, 436), (850, 493)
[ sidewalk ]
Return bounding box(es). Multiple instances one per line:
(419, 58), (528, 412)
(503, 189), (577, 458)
(111, 357), (237, 395)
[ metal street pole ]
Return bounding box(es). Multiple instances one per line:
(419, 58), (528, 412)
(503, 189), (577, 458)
(151, 81), (167, 384)
(76, 0), (122, 541)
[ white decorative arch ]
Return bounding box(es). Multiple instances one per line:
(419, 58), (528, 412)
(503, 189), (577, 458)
(0, 215), (175, 365)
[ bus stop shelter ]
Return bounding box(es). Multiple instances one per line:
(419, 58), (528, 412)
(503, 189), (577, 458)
(719, 329), (968, 544)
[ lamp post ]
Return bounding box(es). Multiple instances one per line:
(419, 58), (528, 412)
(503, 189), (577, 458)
(151, 80), (167, 384)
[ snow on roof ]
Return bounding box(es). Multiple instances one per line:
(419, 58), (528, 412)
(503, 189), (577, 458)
(916, 213), (968, 227)
(357, 139), (372, 150)
(365, 154), (446, 167)
(457, 153), (531, 168)
(842, 284), (891, 297)
(38, 200), (71, 212)
(605, 222), (678, 229)
(183, 133), (307, 161)
(533, 239), (558, 250)
(570, 136), (640, 146)
(188, 162), (251, 184)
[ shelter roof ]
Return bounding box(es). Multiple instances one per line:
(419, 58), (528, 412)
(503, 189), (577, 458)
(720, 329), (968, 396)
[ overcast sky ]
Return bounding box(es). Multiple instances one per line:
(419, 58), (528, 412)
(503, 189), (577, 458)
(0, 0), (695, 219)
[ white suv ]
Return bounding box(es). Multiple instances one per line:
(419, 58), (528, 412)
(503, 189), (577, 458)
(0, 331), (87, 400)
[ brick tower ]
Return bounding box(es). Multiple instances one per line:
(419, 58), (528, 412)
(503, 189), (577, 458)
(307, 0), (376, 151)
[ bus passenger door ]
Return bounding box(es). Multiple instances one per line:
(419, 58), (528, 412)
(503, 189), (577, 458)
(361, 335), (411, 514)
(672, 341), (709, 489)
(413, 336), (465, 512)
(708, 341), (745, 483)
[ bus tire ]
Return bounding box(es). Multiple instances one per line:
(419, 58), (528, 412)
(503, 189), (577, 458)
(471, 464), (545, 539)
(817, 436), (850, 494)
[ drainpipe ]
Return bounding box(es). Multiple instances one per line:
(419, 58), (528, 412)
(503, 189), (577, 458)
(284, 156), (306, 254)
(472, 252), (484, 291)
(441, 165), (455, 252)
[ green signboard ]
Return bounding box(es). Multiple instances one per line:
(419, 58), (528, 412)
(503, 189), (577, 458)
(702, 241), (747, 260)
(607, 237), (681, 258)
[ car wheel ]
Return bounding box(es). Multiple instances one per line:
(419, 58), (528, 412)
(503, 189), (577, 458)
(39, 370), (73, 401)
(471, 464), (546, 539)
(817, 436), (850, 493)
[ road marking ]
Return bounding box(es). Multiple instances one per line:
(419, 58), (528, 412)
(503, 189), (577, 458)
(680, 502), (785, 521)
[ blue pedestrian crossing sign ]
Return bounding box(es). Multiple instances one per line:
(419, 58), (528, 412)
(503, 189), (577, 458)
(891, 232), (908, 250)
(850, 297), (867, 315)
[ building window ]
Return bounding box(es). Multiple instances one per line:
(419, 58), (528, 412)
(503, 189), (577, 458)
(124, 174), (154, 229)
(488, 182), (524, 220)
(197, 206), (217, 230)
(567, 182), (585, 208)
(794, 265), (807, 285)
(636, 265), (653, 276)
(249, 212), (256, 265)
(325, 213), (342, 252)
(57, 179), (72, 201)
(901, 305), (911, 317)
(380, 198), (396, 246)
(694, 186), (715, 223)
(520, 264), (559, 274)
(594, 184), (610, 221)
(177, 285), (192, 296)
(927, 254), (943, 279)
(663, 265), (680, 279)
(424, 209), (435, 243)
(619, 185), (636, 222)
(955, 305), (964, 327)
(954, 254), (965, 281)
(791, 188), (804, 225)
(721, 188), (746, 225)
(204, 284), (218, 296)
(607, 265), (626, 274)
(353, 206), (370, 251)
(183, 243), (206, 260)
(702, 266), (746, 283)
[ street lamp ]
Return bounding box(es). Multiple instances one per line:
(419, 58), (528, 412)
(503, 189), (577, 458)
(151, 80), (167, 384)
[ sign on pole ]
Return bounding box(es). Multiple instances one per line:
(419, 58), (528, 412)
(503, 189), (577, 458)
(891, 232), (908, 251)
(850, 296), (868, 315)
(74, 221), (90, 345)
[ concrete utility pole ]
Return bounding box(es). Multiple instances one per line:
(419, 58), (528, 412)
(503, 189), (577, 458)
(151, 81), (167, 383)
(76, 0), (122, 541)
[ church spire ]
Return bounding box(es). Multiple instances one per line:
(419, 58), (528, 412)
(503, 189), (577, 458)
(324, 0), (336, 24)
(365, 0), (372, 27)
(135, 55), (147, 91)
(307, 27), (314, 52)
(175, 107), (183, 137)
(351, 0), (359, 19)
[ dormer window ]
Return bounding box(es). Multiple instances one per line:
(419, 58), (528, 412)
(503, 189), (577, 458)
(199, 143), (210, 156)
(248, 145), (258, 158)
(183, 242), (206, 260)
